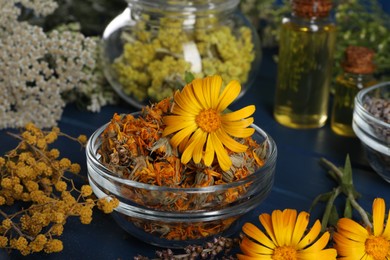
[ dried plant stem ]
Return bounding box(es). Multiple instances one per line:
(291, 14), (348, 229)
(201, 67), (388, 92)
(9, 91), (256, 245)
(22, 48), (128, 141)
(316, 157), (372, 230)
(348, 193), (372, 229)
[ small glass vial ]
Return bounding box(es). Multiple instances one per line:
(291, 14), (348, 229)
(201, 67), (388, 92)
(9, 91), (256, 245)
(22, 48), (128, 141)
(274, 0), (336, 129)
(331, 46), (376, 137)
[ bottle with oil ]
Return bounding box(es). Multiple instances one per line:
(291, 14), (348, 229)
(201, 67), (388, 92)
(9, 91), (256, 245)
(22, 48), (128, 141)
(331, 46), (376, 137)
(274, 0), (336, 129)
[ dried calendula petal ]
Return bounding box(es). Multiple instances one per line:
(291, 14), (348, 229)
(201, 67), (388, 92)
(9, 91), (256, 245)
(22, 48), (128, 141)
(97, 78), (269, 241)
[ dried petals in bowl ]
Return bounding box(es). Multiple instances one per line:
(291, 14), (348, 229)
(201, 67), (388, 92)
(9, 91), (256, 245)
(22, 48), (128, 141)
(86, 75), (276, 246)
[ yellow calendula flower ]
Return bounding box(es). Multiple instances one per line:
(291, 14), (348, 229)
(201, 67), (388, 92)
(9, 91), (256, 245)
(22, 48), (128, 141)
(334, 197), (390, 260)
(237, 209), (337, 260)
(162, 75), (255, 171)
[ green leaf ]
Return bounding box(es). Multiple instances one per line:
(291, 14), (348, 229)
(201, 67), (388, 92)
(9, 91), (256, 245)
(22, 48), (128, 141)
(184, 71), (195, 84)
(344, 198), (352, 219)
(341, 154), (353, 186)
(309, 191), (333, 213)
(329, 205), (340, 227)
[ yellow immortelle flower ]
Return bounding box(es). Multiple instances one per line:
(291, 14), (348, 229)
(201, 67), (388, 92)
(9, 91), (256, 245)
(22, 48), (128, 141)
(334, 197), (390, 260)
(162, 75), (255, 171)
(237, 209), (337, 260)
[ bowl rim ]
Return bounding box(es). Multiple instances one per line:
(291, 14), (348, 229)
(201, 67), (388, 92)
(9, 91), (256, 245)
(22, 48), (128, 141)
(86, 119), (277, 193)
(354, 81), (390, 129)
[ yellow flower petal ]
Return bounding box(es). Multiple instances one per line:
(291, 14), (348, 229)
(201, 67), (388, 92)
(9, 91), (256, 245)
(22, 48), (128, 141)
(301, 231), (330, 253)
(223, 126), (255, 138)
(259, 213), (278, 246)
(181, 128), (204, 164)
(242, 222), (276, 250)
(192, 78), (209, 109)
(237, 254), (272, 260)
(221, 105), (256, 121)
(192, 131), (207, 164)
(223, 117), (254, 129)
(373, 198), (386, 236)
(271, 210), (285, 246)
(178, 134), (190, 153)
(172, 104), (198, 116)
(175, 83), (202, 112)
(163, 116), (195, 136)
(282, 209), (297, 245)
(216, 80), (240, 111)
(336, 218), (369, 242)
(208, 75), (222, 108)
(215, 128), (247, 153)
(170, 124), (198, 147)
(240, 236), (274, 256)
(203, 134), (215, 166)
(334, 233), (367, 259)
(382, 209), (390, 239)
(297, 220), (321, 249)
(210, 132), (231, 171)
(291, 211), (310, 246)
(298, 248), (337, 260)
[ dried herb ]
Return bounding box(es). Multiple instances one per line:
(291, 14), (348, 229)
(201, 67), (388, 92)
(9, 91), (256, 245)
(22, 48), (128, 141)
(0, 123), (118, 255)
(97, 97), (268, 240)
(134, 236), (239, 260)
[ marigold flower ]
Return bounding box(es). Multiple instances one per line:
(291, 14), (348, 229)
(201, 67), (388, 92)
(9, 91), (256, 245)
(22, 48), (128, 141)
(163, 75), (255, 171)
(334, 197), (390, 259)
(237, 209), (337, 260)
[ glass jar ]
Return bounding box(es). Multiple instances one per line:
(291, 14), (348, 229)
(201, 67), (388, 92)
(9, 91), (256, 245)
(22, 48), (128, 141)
(331, 46), (377, 137)
(101, 0), (261, 109)
(273, 0), (336, 129)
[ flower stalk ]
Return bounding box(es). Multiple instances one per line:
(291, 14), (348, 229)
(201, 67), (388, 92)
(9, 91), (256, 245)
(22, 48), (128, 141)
(312, 156), (372, 231)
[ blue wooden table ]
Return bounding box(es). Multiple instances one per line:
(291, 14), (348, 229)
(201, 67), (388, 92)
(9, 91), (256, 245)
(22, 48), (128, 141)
(2, 48), (390, 260)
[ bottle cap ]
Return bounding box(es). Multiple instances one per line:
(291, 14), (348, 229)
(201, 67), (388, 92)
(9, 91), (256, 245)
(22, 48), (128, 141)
(292, 0), (333, 18)
(342, 46), (376, 74)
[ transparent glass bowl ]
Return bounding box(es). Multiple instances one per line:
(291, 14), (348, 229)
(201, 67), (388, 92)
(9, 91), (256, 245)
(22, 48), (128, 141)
(86, 121), (276, 247)
(101, 0), (261, 109)
(353, 81), (390, 182)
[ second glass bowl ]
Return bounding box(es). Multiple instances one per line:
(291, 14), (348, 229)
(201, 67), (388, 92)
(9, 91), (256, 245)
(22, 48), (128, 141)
(353, 81), (390, 182)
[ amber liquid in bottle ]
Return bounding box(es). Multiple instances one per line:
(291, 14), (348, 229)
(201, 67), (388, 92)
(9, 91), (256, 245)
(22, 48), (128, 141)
(274, 18), (336, 128)
(331, 74), (376, 136)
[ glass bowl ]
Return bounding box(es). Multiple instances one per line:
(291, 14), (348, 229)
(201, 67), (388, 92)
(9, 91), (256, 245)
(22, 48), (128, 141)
(86, 121), (276, 248)
(353, 81), (390, 182)
(101, 0), (261, 109)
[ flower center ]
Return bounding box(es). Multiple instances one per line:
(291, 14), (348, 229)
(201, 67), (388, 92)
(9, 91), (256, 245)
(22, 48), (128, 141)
(365, 235), (390, 260)
(272, 246), (297, 260)
(195, 109), (221, 133)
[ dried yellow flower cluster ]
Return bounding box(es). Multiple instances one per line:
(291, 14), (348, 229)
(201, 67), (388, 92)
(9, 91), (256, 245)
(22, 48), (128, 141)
(0, 123), (119, 255)
(0, 0), (116, 129)
(112, 15), (255, 103)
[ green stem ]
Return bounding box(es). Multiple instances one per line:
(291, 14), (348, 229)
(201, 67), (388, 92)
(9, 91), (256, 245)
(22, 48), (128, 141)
(320, 158), (344, 180)
(348, 192), (372, 229)
(321, 186), (341, 232)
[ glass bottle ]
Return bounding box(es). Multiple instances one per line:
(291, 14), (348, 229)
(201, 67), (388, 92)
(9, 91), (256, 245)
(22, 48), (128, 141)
(331, 46), (376, 137)
(101, 0), (261, 109)
(274, 0), (336, 129)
